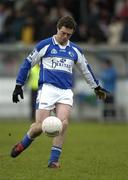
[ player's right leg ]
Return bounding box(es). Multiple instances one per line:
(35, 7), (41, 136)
(10, 109), (50, 158)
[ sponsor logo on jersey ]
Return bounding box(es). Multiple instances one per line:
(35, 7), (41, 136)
(60, 58), (66, 63)
(51, 58), (71, 71)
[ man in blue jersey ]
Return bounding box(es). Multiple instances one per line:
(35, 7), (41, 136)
(10, 16), (109, 168)
(99, 59), (117, 119)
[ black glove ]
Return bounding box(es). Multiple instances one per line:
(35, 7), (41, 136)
(94, 86), (110, 100)
(12, 85), (24, 103)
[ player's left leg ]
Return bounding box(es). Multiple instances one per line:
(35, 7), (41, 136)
(48, 103), (72, 168)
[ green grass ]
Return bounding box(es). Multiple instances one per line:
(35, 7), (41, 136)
(0, 120), (128, 180)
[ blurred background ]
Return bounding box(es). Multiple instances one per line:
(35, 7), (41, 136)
(0, 0), (128, 122)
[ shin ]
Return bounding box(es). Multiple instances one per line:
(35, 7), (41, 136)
(27, 122), (42, 139)
(28, 109), (51, 139)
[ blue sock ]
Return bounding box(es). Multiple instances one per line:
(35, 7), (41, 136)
(49, 146), (62, 163)
(21, 134), (33, 149)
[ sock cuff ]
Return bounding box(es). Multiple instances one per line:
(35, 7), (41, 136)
(52, 146), (62, 152)
(27, 133), (34, 140)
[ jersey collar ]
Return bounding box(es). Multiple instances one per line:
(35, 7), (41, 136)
(52, 36), (70, 48)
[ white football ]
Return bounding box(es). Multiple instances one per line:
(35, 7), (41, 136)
(42, 116), (63, 137)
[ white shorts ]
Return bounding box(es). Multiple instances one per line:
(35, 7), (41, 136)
(36, 84), (73, 110)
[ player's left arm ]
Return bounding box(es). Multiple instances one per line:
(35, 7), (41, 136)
(75, 51), (110, 100)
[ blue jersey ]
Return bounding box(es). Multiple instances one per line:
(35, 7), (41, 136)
(16, 36), (99, 89)
(100, 67), (117, 93)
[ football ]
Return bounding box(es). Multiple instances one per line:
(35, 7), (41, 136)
(42, 116), (63, 137)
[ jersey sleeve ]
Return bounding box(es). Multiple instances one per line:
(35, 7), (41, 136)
(16, 40), (49, 86)
(75, 49), (99, 89)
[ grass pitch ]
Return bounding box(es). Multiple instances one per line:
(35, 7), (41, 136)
(0, 120), (128, 180)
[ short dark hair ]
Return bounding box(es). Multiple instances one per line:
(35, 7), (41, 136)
(57, 16), (77, 31)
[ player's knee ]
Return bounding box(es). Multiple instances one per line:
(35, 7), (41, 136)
(62, 120), (69, 131)
(30, 123), (36, 129)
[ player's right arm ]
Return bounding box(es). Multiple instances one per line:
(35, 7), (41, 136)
(12, 48), (40, 103)
(12, 38), (51, 103)
(12, 38), (50, 103)
(16, 49), (40, 86)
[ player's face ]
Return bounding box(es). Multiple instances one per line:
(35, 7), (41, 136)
(56, 26), (74, 45)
